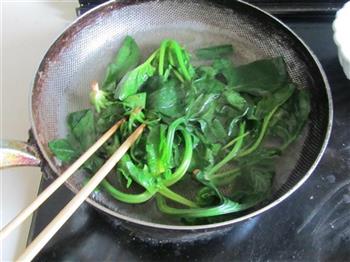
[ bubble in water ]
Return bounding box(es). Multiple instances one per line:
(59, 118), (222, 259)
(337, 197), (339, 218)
(343, 194), (350, 203)
(326, 175), (336, 183)
(174, 250), (181, 256)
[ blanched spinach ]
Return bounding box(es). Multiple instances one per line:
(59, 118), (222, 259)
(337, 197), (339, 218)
(196, 44), (234, 60)
(102, 36), (140, 92)
(48, 36), (310, 224)
(48, 139), (77, 163)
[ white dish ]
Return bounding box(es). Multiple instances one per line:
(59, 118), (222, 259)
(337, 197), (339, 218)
(333, 1), (350, 80)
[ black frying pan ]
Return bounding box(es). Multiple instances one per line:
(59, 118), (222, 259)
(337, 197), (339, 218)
(1, 0), (332, 241)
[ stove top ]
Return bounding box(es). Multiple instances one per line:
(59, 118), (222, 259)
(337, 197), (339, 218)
(76, 0), (345, 16)
(28, 6), (350, 262)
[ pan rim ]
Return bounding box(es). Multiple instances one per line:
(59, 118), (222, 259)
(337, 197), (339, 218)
(30, 0), (333, 231)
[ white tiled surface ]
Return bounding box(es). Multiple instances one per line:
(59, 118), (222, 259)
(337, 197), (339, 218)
(1, 1), (77, 260)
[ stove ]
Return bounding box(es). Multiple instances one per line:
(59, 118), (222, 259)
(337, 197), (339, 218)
(28, 1), (350, 261)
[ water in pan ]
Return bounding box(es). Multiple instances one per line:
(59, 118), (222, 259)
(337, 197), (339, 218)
(32, 0), (319, 225)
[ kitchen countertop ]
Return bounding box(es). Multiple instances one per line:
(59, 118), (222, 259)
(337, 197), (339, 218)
(0, 1), (77, 260)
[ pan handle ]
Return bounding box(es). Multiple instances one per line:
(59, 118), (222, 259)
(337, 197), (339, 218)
(0, 140), (41, 168)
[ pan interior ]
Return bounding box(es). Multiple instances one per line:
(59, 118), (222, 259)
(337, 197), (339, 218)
(31, 0), (330, 226)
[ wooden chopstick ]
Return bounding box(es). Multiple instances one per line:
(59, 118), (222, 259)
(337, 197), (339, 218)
(17, 124), (145, 262)
(0, 119), (124, 241)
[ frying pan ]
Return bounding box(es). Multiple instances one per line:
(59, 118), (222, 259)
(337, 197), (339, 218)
(1, 0), (332, 241)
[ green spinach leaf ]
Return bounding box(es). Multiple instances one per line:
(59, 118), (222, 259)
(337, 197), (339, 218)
(48, 139), (77, 163)
(196, 44), (234, 60)
(102, 36), (140, 92)
(231, 57), (289, 96)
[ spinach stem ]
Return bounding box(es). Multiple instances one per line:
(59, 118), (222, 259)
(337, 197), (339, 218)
(165, 128), (192, 186)
(211, 169), (240, 186)
(168, 50), (176, 66)
(161, 117), (185, 166)
(238, 106), (279, 158)
(158, 186), (198, 207)
(158, 40), (168, 76)
(156, 196), (246, 217)
(101, 180), (153, 203)
(206, 122), (246, 177)
(171, 41), (191, 81)
(145, 50), (159, 64)
(172, 68), (185, 83)
(222, 131), (250, 150)
(168, 51), (185, 83)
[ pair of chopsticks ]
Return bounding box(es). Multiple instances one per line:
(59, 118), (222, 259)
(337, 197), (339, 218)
(0, 119), (145, 261)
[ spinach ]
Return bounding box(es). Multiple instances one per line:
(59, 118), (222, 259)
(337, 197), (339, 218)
(230, 57), (289, 96)
(196, 44), (234, 60)
(115, 57), (156, 100)
(102, 36), (140, 92)
(69, 109), (96, 150)
(123, 92), (146, 110)
(269, 89), (311, 149)
(48, 36), (310, 224)
(48, 139), (77, 163)
(147, 79), (186, 118)
(223, 90), (248, 111)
